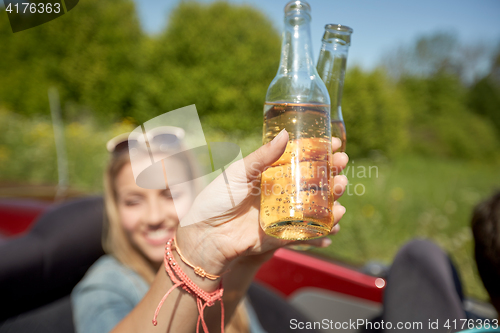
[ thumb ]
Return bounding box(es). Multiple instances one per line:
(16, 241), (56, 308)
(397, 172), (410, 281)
(244, 129), (289, 180)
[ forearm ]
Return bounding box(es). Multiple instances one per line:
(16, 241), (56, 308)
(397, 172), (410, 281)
(110, 249), (223, 333)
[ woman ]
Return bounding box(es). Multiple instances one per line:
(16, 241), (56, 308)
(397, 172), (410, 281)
(71, 127), (349, 333)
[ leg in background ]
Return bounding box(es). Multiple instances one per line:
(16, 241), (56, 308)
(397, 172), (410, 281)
(381, 239), (466, 332)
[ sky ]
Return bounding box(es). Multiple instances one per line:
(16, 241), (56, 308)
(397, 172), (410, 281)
(133, 0), (500, 70)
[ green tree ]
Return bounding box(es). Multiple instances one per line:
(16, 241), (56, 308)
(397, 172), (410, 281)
(399, 72), (500, 160)
(342, 67), (410, 158)
(0, 0), (143, 123)
(468, 51), (500, 139)
(133, 1), (281, 134)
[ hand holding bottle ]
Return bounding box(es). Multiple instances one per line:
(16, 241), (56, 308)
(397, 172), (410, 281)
(175, 129), (348, 277)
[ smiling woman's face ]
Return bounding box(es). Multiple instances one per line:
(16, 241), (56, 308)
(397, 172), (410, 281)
(114, 159), (194, 265)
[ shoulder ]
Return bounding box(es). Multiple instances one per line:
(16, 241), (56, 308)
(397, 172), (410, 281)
(71, 255), (149, 333)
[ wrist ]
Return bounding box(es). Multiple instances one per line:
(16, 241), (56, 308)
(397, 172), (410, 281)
(171, 247), (222, 293)
(175, 226), (235, 275)
(233, 250), (276, 268)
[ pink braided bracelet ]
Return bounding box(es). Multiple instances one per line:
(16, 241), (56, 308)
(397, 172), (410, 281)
(152, 238), (225, 333)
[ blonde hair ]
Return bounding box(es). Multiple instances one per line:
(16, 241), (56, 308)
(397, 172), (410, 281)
(102, 149), (249, 333)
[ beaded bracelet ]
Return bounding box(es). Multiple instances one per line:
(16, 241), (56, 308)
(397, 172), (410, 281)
(152, 238), (225, 333)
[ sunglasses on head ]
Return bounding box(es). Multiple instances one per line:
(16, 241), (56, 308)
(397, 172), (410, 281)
(106, 126), (185, 156)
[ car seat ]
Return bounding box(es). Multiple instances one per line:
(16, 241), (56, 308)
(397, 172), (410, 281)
(0, 197), (105, 332)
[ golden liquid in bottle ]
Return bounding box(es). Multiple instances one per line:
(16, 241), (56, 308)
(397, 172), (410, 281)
(260, 102), (333, 240)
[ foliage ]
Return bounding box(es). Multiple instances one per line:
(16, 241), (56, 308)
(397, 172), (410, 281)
(468, 51), (500, 139)
(1, 3), (499, 161)
(342, 67), (411, 158)
(0, 0), (143, 122)
(314, 155), (500, 301)
(133, 1), (280, 134)
(399, 73), (500, 161)
(0, 108), (133, 191)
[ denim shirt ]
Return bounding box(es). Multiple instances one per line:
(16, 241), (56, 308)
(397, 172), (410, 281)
(71, 255), (267, 333)
(71, 255), (149, 333)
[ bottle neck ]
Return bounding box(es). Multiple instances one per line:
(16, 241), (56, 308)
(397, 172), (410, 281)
(317, 28), (352, 118)
(278, 14), (316, 76)
(266, 2), (329, 105)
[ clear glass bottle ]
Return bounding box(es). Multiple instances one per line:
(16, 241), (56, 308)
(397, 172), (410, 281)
(260, 0), (332, 240)
(316, 24), (353, 153)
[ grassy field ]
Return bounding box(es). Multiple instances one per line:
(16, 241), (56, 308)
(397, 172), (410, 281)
(1, 110), (499, 301)
(313, 154), (500, 301)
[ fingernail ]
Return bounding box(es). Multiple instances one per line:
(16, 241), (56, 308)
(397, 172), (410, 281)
(271, 129), (287, 146)
(322, 237), (332, 247)
(340, 205), (346, 215)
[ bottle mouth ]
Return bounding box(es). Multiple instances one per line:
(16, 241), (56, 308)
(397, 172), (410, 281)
(325, 24), (353, 34)
(284, 0), (311, 19)
(323, 24), (353, 45)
